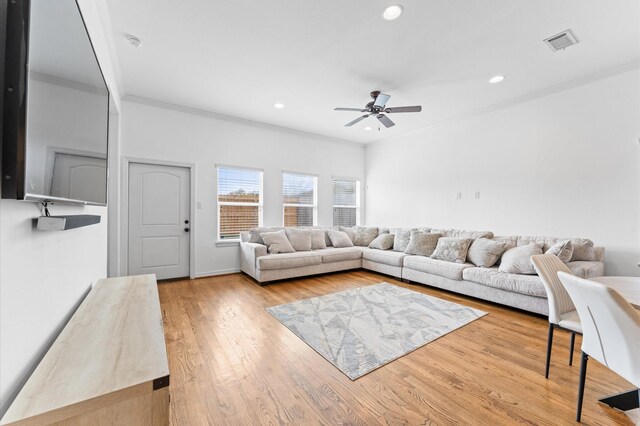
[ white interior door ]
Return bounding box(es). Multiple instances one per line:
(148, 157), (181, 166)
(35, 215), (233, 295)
(128, 162), (190, 280)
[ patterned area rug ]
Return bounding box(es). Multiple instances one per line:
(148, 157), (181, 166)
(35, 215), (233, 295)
(266, 282), (487, 380)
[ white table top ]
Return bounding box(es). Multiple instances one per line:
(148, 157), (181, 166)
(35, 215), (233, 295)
(590, 276), (640, 309)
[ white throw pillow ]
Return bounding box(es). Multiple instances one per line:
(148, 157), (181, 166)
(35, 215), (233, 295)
(260, 230), (295, 254)
(467, 238), (507, 268)
(284, 227), (312, 251)
(546, 240), (573, 263)
(311, 229), (327, 250)
(368, 234), (394, 250)
(430, 237), (472, 264)
(327, 230), (354, 248)
(499, 243), (543, 275)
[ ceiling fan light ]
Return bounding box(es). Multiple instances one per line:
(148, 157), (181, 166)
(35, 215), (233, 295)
(274, 103), (284, 109)
(489, 75), (505, 84)
(383, 5), (403, 20)
(364, 126), (372, 131)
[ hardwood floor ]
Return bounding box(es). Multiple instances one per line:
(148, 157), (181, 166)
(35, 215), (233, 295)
(159, 270), (635, 425)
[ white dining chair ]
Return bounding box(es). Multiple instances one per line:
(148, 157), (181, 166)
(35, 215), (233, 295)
(531, 254), (581, 378)
(558, 272), (640, 422)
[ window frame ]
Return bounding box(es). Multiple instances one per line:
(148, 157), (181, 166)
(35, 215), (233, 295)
(332, 177), (361, 227)
(216, 164), (264, 242)
(282, 171), (318, 227)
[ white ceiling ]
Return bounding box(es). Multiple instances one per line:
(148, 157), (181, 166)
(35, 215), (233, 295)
(105, 0), (640, 144)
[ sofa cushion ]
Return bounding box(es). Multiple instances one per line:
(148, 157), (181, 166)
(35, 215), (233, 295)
(499, 243), (543, 275)
(337, 226), (356, 242)
(390, 228), (415, 252)
(570, 239), (595, 261)
(284, 227), (312, 251)
(467, 238), (507, 268)
(310, 229), (327, 250)
(545, 240), (573, 263)
(404, 256), (474, 281)
(431, 228), (494, 240)
(248, 226), (283, 245)
(362, 248), (408, 267)
(567, 261), (605, 279)
(404, 231), (441, 257)
(430, 237), (472, 264)
(463, 267), (546, 298)
(368, 234), (395, 250)
(353, 226), (379, 247)
(257, 251), (322, 270)
(261, 230), (295, 254)
(315, 247), (363, 263)
(327, 230), (354, 248)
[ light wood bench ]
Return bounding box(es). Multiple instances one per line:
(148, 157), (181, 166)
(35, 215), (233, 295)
(0, 275), (170, 425)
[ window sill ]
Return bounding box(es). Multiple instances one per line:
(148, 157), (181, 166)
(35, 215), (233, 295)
(216, 240), (240, 247)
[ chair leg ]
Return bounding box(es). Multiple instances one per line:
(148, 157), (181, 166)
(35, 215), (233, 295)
(569, 332), (576, 366)
(545, 323), (554, 378)
(577, 352), (589, 422)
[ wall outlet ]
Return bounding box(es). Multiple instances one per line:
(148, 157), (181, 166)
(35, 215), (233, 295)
(474, 191), (480, 200)
(456, 192), (462, 200)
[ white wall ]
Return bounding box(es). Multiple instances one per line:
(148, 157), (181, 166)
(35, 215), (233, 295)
(0, 0), (121, 416)
(119, 99), (365, 277)
(366, 69), (640, 276)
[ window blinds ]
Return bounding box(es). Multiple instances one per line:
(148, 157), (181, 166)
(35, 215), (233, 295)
(332, 179), (359, 227)
(217, 166), (263, 240)
(283, 172), (316, 227)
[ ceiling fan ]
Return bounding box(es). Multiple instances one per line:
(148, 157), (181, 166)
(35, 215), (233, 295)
(334, 90), (422, 128)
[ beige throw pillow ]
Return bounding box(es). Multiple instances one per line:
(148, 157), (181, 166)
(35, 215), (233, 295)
(368, 234), (394, 250)
(391, 228), (415, 252)
(353, 226), (379, 247)
(260, 230), (295, 254)
(248, 226), (282, 245)
(311, 229), (327, 250)
(404, 231), (441, 257)
(467, 238), (507, 268)
(430, 237), (472, 264)
(570, 239), (595, 261)
(337, 226), (356, 242)
(284, 227), (312, 251)
(327, 230), (354, 248)
(546, 240), (573, 263)
(499, 243), (543, 274)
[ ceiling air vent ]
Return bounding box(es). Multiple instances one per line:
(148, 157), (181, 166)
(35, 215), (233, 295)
(543, 29), (579, 52)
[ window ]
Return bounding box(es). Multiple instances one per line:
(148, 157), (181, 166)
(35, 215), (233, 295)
(332, 178), (360, 227)
(283, 172), (317, 227)
(217, 166), (263, 240)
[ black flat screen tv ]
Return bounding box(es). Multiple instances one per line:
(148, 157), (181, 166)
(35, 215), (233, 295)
(2, 0), (109, 205)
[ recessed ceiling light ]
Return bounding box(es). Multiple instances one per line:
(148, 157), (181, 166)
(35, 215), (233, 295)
(383, 5), (403, 20)
(125, 34), (143, 47)
(489, 75), (505, 84)
(274, 103), (284, 109)
(364, 126), (372, 131)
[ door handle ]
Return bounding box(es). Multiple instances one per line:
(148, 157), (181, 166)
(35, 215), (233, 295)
(184, 228), (190, 232)
(184, 220), (189, 224)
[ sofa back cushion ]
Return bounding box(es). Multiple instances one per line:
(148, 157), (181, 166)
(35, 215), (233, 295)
(431, 228), (494, 240)
(404, 231), (441, 257)
(353, 226), (378, 247)
(310, 229), (327, 250)
(261, 230), (295, 254)
(285, 227), (312, 251)
(390, 228), (415, 252)
(494, 235), (596, 262)
(498, 243), (543, 275)
(336, 226), (356, 242)
(430, 237), (472, 264)
(248, 226), (283, 245)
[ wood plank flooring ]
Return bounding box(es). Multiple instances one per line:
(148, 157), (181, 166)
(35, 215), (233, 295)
(158, 270), (636, 425)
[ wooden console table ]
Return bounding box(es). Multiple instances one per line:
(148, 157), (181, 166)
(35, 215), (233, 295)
(0, 275), (170, 425)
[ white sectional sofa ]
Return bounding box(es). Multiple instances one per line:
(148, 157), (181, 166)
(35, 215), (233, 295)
(239, 227), (605, 315)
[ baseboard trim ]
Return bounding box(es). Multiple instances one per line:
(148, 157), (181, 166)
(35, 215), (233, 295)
(193, 269), (241, 278)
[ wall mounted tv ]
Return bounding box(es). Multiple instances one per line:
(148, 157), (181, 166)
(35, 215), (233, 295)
(2, 0), (109, 205)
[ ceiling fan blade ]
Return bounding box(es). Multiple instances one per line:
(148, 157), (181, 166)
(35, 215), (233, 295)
(373, 93), (391, 109)
(385, 106), (422, 113)
(334, 107), (367, 112)
(345, 114), (371, 127)
(376, 114), (395, 128)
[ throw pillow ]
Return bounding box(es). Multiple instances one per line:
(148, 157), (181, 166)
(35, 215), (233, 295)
(353, 226), (378, 247)
(337, 226), (356, 242)
(498, 243), (543, 274)
(368, 234), (394, 250)
(327, 230), (354, 248)
(404, 231), (441, 257)
(546, 240), (573, 263)
(248, 226), (281, 245)
(284, 228), (312, 251)
(260, 230), (295, 254)
(311, 229), (327, 250)
(467, 238), (508, 268)
(570, 239), (595, 261)
(391, 228), (415, 252)
(430, 237), (472, 264)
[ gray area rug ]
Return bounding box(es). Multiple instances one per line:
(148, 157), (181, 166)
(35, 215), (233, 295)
(266, 282), (487, 380)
